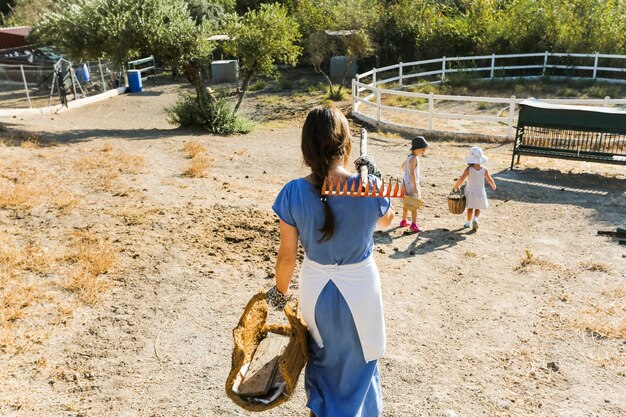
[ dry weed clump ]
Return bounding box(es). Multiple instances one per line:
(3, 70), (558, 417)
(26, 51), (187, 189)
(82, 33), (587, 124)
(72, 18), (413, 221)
(62, 231), (116, 304)
(183, 152), (211, 178)
(101, 142), (113, 152)
(77, 148), (145, 175)
(516, 249), (562, 272)
(183, 141), (206, 159)
(0, 176), (42, 211)
(52, 190), (81, 213)
(579, 261), (612, 273)
(570, 286), (626, 339)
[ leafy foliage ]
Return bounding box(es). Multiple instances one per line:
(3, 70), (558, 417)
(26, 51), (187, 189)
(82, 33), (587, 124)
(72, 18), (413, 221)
(166, 93), (254, 134)
(32, 0), (211, 67)
(224, 3), (302, 111)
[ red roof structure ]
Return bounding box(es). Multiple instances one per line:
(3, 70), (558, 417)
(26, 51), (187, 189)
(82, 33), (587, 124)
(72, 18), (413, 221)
(0, 26), (31, 49)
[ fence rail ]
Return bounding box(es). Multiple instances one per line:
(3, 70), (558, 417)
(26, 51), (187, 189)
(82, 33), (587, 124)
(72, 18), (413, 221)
(352, 52), (626, 138)
(0, 59), (126, 110)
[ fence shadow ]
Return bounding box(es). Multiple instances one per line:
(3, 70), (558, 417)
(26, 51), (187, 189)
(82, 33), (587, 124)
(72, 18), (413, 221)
(491, 167), (625, 224)
(0, 123), (207, 145)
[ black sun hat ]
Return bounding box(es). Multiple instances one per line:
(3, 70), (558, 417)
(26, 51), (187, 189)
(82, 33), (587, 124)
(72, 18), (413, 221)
(410, 136), (429, 150)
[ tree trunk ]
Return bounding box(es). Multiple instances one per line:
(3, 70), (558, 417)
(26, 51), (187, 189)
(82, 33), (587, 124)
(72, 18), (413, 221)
(314, 66), (339, 98)
(182, 60), (214, 107)
(234, 70), (253, 114)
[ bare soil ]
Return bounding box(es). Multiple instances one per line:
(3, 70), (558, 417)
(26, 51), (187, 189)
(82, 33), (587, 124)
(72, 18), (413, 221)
(1, 80), (625, 417)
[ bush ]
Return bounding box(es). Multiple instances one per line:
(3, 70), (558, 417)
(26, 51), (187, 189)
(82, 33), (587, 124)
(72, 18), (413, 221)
(279, 77), (295, 90)
(166, 93), (254, 134)
(249, 79), (268, 91)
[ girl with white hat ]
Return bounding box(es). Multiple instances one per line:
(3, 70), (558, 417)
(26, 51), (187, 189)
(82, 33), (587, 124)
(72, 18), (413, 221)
(452, 146), (497, 230)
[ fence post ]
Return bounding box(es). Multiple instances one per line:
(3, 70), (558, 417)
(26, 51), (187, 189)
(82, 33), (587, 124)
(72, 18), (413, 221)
(428, 92), (434, 131)
(375, 88), (381, 122)
(542, 51), (549, 76)
(593, 52), (599, 79)
(20, 65), (32, 108)
(372, 68), (376, 86)
(352, 78), (356, 113)
(98, 58), (106, 90)
(603, 96), (610, 107)
(399, 62), (403, 87)
(507, 95), (516, 139)
(441, 57), (446, 83)
(490, 54), (496, 79)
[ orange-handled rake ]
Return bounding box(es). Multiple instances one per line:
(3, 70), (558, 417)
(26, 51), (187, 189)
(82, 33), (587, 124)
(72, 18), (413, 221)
(321, 176), (406, 198)
(321, 128), (406, 198)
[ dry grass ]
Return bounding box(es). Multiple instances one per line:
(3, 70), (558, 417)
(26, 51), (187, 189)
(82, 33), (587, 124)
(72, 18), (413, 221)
(516, 249), (562, 272)
(579, 261), (612, 273)
(61, 230), (116, 305)
(52, 190), (81, 213)
(183, 141), (206, 159)
(0, 176), (42, 211)
(77, 149), (145, 175)
(572, 286), (626, 339)
(101, 142), (113, 152)
(183, 152), (211, 178)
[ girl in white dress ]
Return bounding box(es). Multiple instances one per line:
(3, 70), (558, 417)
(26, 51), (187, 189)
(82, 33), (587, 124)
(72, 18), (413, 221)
(452, 146), (497, 230)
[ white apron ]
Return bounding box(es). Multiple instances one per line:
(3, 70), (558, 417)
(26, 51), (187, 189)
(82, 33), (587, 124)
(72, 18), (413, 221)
(299, 255), (386, 363)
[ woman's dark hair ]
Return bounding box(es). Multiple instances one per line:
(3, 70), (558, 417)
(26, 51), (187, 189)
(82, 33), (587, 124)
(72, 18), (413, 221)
(301, 105), (352, 242)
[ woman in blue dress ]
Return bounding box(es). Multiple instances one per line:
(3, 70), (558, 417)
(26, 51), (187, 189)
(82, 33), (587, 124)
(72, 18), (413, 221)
(268, 104), (394, 417)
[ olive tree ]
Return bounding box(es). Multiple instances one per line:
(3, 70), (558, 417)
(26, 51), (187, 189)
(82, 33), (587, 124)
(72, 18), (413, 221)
(295, 0), (377, 99)
(224, 3), (302, 113)
(33, 0), (217, 106)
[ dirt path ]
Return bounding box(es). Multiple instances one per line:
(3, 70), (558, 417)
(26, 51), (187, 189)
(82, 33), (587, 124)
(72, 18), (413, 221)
(1, 83), (625, 417)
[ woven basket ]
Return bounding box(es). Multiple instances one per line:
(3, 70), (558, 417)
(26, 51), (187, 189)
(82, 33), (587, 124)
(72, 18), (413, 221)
(403, 195), (425, 210)
(447, 189), (466, 214)
(225, 292), (309, 412)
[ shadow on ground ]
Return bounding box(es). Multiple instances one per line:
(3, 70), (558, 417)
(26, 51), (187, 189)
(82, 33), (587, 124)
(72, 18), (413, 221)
(375, 227), (469, 258)
(491, 167), (625, 224)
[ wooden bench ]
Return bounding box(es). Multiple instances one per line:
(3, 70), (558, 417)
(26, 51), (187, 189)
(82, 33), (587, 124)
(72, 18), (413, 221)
(511, 99), (626, 169)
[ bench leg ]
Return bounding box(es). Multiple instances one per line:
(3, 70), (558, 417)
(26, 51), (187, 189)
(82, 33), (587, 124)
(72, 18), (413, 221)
(510, 151), (516, 170)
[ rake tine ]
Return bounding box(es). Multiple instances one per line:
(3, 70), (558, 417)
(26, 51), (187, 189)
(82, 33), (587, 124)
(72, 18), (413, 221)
(322, 178), (329, 195)
(356, 179), (363, 196)
(349, 178), (356, 196)
(332, 179), (339, 195)
(371, 181), (378, 197)
(385, 177), (392, 197)
(399, 182), (406, 198)
(378, 179), (385, 197)
(392, 179), (399, 197)
(342, 179), (348, 195)
(364, 181), (370, 196)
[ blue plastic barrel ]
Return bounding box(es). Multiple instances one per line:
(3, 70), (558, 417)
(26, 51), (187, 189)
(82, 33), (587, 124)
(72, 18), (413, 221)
(76, 63), (90, 82)
(127, 69), (142, 93)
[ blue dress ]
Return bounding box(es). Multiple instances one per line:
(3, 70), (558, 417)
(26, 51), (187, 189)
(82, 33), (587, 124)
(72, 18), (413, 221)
(273, 175), (390, 417)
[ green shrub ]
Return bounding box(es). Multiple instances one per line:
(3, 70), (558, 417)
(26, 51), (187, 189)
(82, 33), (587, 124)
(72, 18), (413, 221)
(166, 93), (254, 134)
(328, 88), (348, 101)
(250, 80), (268, 91)
(477, 102), (489, 110)
(278, 78), (295, 90)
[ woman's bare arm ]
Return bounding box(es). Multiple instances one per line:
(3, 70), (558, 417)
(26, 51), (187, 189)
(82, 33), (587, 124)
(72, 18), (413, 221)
(275, 220), (298, 295)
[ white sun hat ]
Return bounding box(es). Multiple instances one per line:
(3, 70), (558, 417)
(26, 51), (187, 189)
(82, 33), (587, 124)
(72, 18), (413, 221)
(465, 146), (488, 164)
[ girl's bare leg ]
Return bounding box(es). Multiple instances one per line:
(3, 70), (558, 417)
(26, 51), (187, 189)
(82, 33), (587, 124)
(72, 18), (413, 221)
(474, 209), (481, 218)
(402, 206), (408, 222)
(411, 208), (418, 223)
(467, 208), (474, 222)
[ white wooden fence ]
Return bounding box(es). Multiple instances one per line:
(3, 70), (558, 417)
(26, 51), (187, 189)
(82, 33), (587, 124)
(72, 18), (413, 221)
(352, 52), (626, 138)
